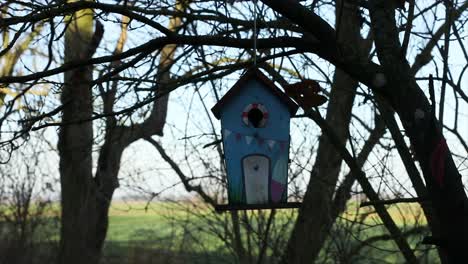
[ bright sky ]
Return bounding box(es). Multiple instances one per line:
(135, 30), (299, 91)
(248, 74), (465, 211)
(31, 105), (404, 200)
(2, 1), (467, 201)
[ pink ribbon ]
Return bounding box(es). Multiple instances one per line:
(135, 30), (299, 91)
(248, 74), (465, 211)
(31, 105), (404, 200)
(430, 138), (448, 187)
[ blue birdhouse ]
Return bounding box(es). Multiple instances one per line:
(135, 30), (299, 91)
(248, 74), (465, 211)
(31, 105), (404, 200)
(211, 69), (299, 210)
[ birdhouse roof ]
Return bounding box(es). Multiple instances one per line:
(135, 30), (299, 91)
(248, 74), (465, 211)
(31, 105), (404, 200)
(211, 68), (299, 119)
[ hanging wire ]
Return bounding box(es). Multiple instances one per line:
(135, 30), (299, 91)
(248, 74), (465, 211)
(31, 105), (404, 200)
(253, 0), (258, 66)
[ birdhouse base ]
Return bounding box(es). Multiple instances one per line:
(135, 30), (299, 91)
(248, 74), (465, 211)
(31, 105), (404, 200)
(214, 202), (302, 212)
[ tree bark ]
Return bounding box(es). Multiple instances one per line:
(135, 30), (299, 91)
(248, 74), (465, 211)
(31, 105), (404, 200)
(260, 0), (468, 261)
(375, 99), (447, 263)
(57, 1), (172, 262)
(368, 1), (468, 261)
(281, 1), (363, 262)
(83, 0), (182, 258)
(58, 2), (101, 263)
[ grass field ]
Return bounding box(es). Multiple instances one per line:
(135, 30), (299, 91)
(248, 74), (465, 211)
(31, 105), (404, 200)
(103, 201), (234, 263)
(97, 200), (438, 264)
(0, 200), (436, 263)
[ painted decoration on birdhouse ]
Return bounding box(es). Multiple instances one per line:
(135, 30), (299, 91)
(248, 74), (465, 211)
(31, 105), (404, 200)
(211, 68), (299, 209)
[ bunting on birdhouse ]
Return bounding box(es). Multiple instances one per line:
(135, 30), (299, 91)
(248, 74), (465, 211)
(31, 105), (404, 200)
(267, 140), (276, 150)
(245, 135), (254, 145)
(223, 128), (288, 153)
(223, 129), (232, 138)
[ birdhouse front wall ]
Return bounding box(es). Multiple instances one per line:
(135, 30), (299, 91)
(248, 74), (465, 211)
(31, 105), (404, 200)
(219, 79), (291, 205)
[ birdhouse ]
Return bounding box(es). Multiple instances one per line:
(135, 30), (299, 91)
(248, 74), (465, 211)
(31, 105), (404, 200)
(211, 69), (299, 211)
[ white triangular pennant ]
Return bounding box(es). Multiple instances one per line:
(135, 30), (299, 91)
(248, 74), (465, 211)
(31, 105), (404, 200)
(224, 129), (232, 138)
(267, 140), (276, 150)
(245, 136), (253, 145)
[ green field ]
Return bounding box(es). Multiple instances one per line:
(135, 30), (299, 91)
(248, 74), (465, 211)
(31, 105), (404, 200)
(102, 201), (234, 263)
(96, 201), (438, 264)
(0, 200), (437, 263)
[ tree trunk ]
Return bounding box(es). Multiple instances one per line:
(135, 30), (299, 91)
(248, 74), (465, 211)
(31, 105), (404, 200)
(281, 1), (363, 262)
(58, 2), (100, 263)
(368, 1), (468, 261)
(59, 3), (179, 263)
(261, 0), (468, 261)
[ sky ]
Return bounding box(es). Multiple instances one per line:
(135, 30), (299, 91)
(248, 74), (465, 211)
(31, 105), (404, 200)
(1, 0), (467, 201)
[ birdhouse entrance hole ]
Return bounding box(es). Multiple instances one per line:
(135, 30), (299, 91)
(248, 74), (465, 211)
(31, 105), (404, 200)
(242, 103), (268, 128)
(248, 108), (264, 128)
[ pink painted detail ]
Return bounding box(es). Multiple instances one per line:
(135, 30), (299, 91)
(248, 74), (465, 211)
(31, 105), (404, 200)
(271, 180), (285, 203)
(280, 142), (286, 151)
(430, 138), (448, 187)
(236, 133), (242, 141)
